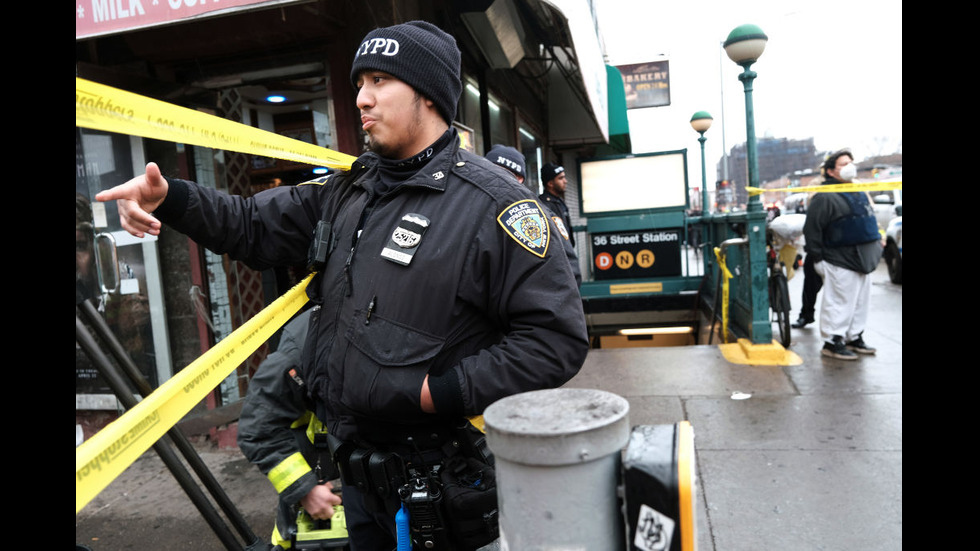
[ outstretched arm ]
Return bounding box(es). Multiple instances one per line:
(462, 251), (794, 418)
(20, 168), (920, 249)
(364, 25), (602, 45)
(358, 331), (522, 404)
(94, 162), (169, 238)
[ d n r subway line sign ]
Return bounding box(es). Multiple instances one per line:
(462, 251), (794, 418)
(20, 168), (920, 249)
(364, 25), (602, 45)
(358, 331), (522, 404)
(591, 229), (681, 280)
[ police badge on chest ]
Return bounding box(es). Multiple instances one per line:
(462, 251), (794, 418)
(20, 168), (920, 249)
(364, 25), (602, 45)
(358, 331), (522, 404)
(381, 213), (430, 266)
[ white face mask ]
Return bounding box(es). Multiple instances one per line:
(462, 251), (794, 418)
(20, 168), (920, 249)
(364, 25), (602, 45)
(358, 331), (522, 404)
(838, 163), (857, 182)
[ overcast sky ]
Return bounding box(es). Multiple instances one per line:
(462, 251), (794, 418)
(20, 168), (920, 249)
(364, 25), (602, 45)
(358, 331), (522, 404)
(594, 0), (902, 182)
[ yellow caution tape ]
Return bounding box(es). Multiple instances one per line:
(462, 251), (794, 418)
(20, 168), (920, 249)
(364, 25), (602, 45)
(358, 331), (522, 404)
(75, 274), (313, 514)
(747, 179), (902, 196)
(712, 247), (733, 344)
(73, 79), (349, 513)
(75, 77), (356, 170)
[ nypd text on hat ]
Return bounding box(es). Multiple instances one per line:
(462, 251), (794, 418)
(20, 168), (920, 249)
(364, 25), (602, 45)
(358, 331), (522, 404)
(496, 156), (523, 174)
(357, 37), (400, 57)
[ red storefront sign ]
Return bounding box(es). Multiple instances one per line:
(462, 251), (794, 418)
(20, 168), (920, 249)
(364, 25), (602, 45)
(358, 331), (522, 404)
(76, 0), (304, 40)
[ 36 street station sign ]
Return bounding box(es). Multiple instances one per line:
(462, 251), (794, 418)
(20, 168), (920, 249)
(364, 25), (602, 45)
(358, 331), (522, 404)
(591, 229), (682, 280)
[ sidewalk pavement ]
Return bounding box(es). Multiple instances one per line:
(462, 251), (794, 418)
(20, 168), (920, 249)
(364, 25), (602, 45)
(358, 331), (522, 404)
(76, 261), (901, 551)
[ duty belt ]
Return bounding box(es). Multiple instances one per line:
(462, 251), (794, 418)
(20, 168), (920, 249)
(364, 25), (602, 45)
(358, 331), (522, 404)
(326, 431), (458, 516)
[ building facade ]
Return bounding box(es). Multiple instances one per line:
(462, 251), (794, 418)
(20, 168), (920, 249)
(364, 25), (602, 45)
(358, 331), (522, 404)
(716, 137), (821, 207)
(75, 0), (630, 439)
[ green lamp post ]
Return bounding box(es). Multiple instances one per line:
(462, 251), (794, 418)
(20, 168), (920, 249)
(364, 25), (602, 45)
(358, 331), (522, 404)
(724, 24), (771, 344)
(723, 24), (767, 213)
(690, 111), (713, 215)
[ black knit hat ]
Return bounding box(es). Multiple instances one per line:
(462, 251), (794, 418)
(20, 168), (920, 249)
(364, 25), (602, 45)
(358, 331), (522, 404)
(350, 21), (462, 125)
(541, 162), (565, 183)
(486, 144), (526, 179)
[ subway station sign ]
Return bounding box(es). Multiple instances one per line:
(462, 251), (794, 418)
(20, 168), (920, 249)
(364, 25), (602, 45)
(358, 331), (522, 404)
(592, 229), (682, 280)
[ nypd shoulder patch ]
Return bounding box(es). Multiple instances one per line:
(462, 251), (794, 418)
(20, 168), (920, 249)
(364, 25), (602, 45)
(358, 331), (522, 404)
(497, 200), (550, 257)
(551, 215), (570, 241)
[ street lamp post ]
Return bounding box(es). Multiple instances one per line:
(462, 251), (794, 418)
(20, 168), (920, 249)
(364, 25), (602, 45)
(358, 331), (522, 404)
(723, 24), (771, 345)
(690, 111), (713, 215)
(723, 24), (768, 213)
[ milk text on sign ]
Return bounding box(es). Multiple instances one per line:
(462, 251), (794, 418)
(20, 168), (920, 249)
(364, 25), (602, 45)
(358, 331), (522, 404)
(91, 0), (146, 22)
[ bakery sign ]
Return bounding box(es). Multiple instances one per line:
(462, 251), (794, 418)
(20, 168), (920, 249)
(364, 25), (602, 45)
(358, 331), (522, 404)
(592, 229), (682, 280)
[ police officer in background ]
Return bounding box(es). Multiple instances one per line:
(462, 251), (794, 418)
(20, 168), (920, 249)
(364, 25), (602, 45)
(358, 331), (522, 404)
(485, 144), (527, 185)
(97, 20), (588, 550)
(539, 163), (575, 248)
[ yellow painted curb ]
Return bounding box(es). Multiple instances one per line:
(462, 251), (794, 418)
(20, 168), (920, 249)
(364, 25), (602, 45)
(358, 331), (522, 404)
(719, 338), (803, 366)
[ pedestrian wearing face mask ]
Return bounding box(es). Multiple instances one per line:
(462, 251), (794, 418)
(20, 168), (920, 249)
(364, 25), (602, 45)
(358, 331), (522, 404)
(802, 149), (883, 360)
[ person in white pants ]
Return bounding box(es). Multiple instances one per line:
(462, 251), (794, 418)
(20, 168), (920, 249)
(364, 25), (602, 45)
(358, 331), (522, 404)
(814, 261), (872, 348)
(802, 149), (883, 360)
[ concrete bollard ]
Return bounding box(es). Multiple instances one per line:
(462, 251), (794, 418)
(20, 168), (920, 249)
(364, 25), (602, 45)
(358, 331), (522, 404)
(484, 388), (630, 550)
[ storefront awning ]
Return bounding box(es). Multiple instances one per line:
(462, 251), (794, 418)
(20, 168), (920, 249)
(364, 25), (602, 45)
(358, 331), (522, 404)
(538, 0), (609, 147)
(605, 64), (632, 155)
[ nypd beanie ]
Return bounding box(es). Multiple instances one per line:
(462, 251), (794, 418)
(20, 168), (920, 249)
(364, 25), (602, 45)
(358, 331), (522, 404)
(350, 21), (462, 125)
(541, 162), (565, 183)
(486, 144), (526, 179)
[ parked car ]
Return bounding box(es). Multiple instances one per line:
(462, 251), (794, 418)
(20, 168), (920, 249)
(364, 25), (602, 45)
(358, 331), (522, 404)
(883, 214), (902, 284)
(873, 188), (902, 232)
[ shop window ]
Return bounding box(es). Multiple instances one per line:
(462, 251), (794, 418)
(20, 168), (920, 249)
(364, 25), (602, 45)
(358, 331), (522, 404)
(519, 125), (542, 194)
(460, 79), (485, 154)
(488, 93), (514, 150)
(76, 128), (171, 407)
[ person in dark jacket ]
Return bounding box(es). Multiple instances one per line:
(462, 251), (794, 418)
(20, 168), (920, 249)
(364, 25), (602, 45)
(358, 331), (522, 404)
(486, 144), (527, 185)
(802, 149), (883, 360)
(539, 163), (575, 247)
(97, 20), (589, 550)
(236, 309), (339, 549)
(793, 174), (824, 329)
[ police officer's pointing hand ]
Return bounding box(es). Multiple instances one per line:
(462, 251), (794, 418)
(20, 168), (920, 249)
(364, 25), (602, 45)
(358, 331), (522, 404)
(95, 162), (169, 238)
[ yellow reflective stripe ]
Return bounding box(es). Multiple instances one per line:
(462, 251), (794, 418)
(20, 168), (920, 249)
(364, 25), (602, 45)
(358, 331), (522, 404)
(291, 411), (312, 430)
(271, 523), (292, 549)
(306, 414), (327, 444)
(268, 452), (312, 494)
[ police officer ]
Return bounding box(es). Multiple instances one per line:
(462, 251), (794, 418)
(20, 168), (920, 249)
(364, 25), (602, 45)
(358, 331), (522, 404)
(97, 20), (589, 550)
(539, 163), (575, 247)
(486, 144), (527, 185)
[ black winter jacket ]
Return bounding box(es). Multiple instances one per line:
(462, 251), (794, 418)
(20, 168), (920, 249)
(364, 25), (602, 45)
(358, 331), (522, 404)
(156, 132), (589, 443)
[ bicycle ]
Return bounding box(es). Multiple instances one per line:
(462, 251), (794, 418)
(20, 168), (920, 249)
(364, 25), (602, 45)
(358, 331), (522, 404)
(766, 228), (793, 348)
